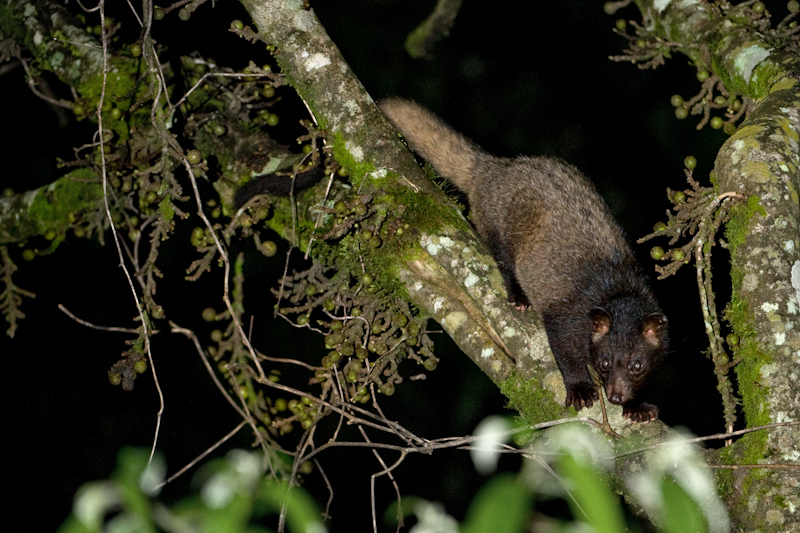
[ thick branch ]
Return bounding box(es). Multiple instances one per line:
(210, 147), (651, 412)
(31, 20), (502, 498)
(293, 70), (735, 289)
(2, 0), (106, 91)
(237, 0), (604, 425)
(636, 0), (800, 527)
(0, 169), (102, 245)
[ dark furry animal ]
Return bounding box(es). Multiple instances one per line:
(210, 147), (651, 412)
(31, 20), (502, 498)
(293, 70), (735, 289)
(379, 98), (668, 423)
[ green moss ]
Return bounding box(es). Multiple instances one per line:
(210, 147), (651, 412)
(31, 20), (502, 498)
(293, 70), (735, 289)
(721, 192), (771, 464)
(262, 195), (314, 244)
(742, 48), (782, 98)
(28, 168), (102, 236)
(718, 203), (771, 527)
(396, 183), (467, 237)
(76, 60), (142, 142)
(0, 3), (28, 44)
(329, 130), (380, 189)
(158, 197), (174, 223)
(499, 371), (566, 424)
(725, 195), (766, 252)
(730, 326), (772, 428)
(76, 57), (137, 105)
(717, 431), (770, 522)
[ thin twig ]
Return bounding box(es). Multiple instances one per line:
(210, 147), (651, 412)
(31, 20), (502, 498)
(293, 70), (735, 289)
(614, 420), (800, 459)
(97, 0), (164, 466)
(58, 304), (142, 334)
(155, 420), (247, 489)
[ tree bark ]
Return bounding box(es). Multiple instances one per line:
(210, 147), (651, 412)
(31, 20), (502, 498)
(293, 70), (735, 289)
(633, 0), (800, 528)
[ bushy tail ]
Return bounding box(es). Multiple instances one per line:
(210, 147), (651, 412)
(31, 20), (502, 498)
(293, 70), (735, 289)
(379, 98), (483, 193)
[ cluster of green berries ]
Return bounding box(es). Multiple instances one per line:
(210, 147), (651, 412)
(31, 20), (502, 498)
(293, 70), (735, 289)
(670, 92), (741, 134)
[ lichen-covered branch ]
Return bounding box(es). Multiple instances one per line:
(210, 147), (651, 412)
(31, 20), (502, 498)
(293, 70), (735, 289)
(1, 0), (106, 94)
(0, 169), (103, 245)
(627, 1), (800, 528)
(237, 0), (581, 423)
(0, 0), (582, 424)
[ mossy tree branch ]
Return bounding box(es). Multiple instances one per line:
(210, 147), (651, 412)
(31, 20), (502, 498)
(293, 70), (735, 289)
(237, 0), (585, 425)
(627, 1), (800, 528)
(0, 0), (595, 426)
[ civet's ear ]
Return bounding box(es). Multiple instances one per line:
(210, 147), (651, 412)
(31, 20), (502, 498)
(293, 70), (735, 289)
(641, 313), (668, 347)
(590, 307), (611, 344)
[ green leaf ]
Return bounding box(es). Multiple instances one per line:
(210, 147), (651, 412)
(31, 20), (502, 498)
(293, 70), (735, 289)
(660, 475), (707, 533)
(112, 448), (158, 532)
(257, 479), (325, 532)
(461, 474), (532, 533)
(558, 454), (625, 533)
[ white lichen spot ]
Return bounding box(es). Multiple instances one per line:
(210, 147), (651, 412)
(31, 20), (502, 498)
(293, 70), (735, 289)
(766, 509), (785, 525)
(480, 345), (496, 359)
(792, 261), (800, 306)
(731, 139), (745, 165)
(368, 168), (388, 180)
(780, 163), (790, 172)
(304, 53), (331, 72)
(426, 241), (441, 256)
(654, 0), (673, 13)
(433, 296), (446, 314)
(783, 448), (800, 463)
(293, 9), (316, 32)
(344, 99), (359, 115)
(24, 3), (35, 16)
(464, 273), (479, 288)
(735, 45), (772, 84)
(33, 31), (43, 46)
(784, 240), (796, 252)
(743, 272), (758, 292)
(679, 0), (701, 8)
(761, 302), (779, 313)
(502, 326), (518, 339)
(344, 140), (364, 162)
(775, 332), (786, 345)
(442, 310), (467, 331)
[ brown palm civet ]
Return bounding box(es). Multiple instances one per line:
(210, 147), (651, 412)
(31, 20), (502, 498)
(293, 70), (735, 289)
(379, 98), (668, 423)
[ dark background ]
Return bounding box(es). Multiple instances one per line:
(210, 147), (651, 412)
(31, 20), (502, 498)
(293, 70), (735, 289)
(3, 0), (770, 530)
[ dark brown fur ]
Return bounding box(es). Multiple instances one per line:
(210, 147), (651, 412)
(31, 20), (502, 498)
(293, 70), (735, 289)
(379, 98), (668, 422)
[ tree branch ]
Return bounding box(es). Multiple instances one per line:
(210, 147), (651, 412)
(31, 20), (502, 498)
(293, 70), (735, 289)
(631, 0), (800, 527)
